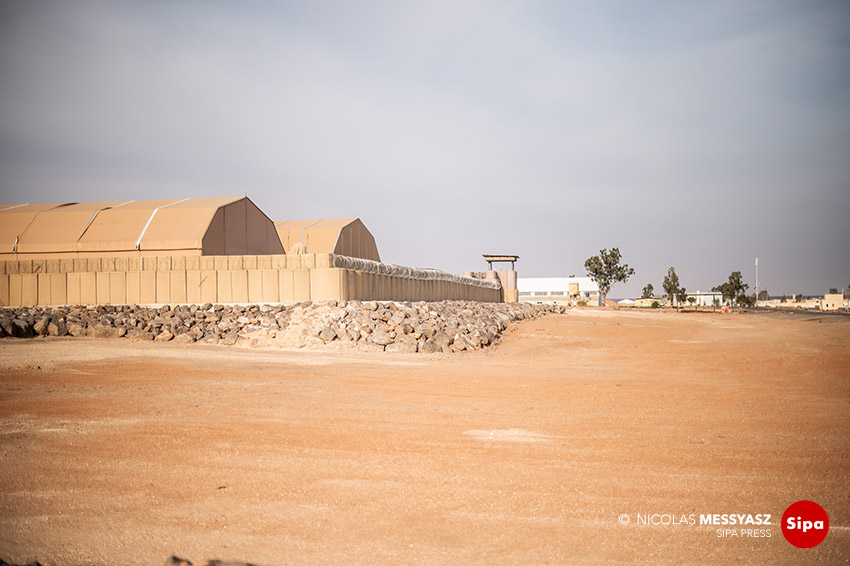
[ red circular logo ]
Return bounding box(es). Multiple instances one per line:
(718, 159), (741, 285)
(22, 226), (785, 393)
(781, 500), (829, 548)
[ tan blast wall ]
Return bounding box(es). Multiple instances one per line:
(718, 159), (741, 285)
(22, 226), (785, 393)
(0, 255), (501, 306)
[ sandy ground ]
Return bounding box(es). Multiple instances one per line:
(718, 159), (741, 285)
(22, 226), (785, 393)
(0, 308), (848, 565)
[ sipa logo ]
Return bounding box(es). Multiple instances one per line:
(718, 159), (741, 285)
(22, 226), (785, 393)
(781, 500), (829, 548)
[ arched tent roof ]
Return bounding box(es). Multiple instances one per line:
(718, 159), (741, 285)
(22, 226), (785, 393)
(0, 197), (284, 257)
(0, 203), (67, 254)
(274, 218), (380, 262)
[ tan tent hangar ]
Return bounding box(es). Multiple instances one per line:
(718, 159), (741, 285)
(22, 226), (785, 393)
(274, 218), (380, 262)
(0, 197), (284, 259)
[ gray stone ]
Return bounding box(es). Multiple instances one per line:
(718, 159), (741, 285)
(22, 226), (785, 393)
(451, 332), (477, 352)
(47, 320), (67, 336)
(0, 317), (14, 337)
(221, 332), (239, 346)
(67, 322), (87, 337)
(318, 326), (337, 343)
(415, 323), (436, 338)
(431, 330), (453, 352)
(89, 324), (123, 339)
(203, 333), (221, 344)
(370, 328), (392, 346)
(173, 333), (196, 344)
(33, 316), (51, 336)
(13, 319), (34, 338)
(386, 335), (418, 353)
(154, 329), (174, 342)
(125, 329), (154, 341)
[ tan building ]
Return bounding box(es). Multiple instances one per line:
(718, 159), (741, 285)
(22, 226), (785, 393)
(821, 293), (847, 311)
(517, 277), (601, 306)
(275, 218), (380, 261)
(0, 197), (283, 259)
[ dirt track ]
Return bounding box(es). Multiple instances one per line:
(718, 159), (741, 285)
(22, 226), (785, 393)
(1, 309), (848, 565)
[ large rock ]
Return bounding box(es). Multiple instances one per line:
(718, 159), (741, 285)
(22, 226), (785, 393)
(89, 323), (124, 339)
(369, 328), (393, 346)
(154, 329), (174, 342)
(173, 333), (196, 344)
(47, 319), (68, 337)
(0, 317), (14, 337)
(385, 335), (418, 353)
(125, 328), (154, 341)
(431, 330), (453, 353)
(418, 338), (442, 353)
(220, 332), (239, 346)
(67, 322), (87, 337)
(33, 316), (51, 336)
(318, 326), (337, 343)
(13, 319), (34, 338)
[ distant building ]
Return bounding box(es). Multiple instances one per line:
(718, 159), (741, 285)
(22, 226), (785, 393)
(633, 297), (660, 308)
(684, 291), (724, 307)
(821, 294), (847, 311)
(517, 277), (601, 306)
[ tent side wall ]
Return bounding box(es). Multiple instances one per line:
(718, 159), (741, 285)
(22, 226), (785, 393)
(275, 218), (380, 262)
(333, 219), (380, 262)
(201, 208), (226, 255)
(245, 198), (284, 255)
(204, 198), (284, 256)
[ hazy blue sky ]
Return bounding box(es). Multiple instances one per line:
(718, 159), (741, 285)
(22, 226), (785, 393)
(1, 0), (848, 297)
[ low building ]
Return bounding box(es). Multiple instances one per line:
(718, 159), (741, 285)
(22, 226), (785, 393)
(821, 294), (847, 311)
(517, 277), (601, 306)
(684, 291), (724, 307)
(633, 297), (661, 308)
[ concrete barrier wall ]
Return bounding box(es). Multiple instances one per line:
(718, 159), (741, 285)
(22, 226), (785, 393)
(0, 254), (502, 306)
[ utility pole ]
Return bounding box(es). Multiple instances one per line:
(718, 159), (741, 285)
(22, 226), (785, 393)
(755, 257), (759, 306)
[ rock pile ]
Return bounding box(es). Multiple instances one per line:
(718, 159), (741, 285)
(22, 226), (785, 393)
(0, 301), (567, 353)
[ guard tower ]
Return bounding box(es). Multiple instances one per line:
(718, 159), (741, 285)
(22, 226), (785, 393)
(465, 254), (519, 303)
(483, 254), (518, 271)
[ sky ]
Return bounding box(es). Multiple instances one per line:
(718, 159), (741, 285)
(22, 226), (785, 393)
(1, 0), (848, 297)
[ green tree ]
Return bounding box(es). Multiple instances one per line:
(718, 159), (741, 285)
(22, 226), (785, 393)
(662, 267), (686, 310)
(780, 294), (787, 303)
(641, 283), (655, 299)
(758, 289), (769, 301)
(712, 271), (749, 306)
(676, 287), (688, 310)
(687, 296), (697, 310)
(584, 247), (635, 305)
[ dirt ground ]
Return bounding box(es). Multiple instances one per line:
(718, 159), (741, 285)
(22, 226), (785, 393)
(0, 308), (848, 565)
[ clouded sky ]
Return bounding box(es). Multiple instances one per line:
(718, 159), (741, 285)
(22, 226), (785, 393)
(1, 0), (848, 297)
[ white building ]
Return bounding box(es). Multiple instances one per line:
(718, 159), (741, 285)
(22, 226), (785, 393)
(517, 277), (602, 306)
(683, 291), (725, 307)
